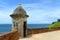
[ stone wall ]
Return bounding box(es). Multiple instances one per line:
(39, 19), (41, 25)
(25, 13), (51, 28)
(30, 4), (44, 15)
(0, 30), (19, 40)
(0, 27), (60, 40)
(27, 27), (60, 35)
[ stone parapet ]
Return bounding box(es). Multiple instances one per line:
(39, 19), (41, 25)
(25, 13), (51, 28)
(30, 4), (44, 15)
(0, 27), (60, 40)
(0, 30), (19, 40)
(27, 27), (60, 35)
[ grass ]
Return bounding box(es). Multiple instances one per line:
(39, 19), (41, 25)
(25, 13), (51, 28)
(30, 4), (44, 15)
(45, 22), (60, 28)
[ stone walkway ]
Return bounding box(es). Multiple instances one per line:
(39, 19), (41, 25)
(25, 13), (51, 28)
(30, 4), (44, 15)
(19, 30), (60, 40)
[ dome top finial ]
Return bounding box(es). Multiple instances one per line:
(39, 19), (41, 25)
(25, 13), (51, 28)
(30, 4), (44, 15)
(17, 3), (22, 7)
(10, 3), (29, 17)
(18, 3), (21, 5)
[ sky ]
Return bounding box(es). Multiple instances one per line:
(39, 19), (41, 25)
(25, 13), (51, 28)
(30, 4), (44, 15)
(0, 0), (60, 24)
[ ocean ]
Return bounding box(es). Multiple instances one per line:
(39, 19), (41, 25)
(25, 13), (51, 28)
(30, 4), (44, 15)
(0, 24), (49, 33)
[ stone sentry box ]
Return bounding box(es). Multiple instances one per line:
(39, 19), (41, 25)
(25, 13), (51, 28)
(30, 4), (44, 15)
(10, 4), (29, 38)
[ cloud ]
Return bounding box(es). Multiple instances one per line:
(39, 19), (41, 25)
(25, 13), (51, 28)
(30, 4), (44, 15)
(0, 11), (12, 24)
(0, 1), (8, 8)
(22, 2), (60, 24)
(0, 0), (60, 24)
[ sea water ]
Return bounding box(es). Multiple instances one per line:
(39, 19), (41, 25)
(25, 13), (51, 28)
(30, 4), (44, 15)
(0, 24), (49, 33)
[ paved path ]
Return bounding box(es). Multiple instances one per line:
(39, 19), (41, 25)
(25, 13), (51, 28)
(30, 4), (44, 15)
(19, 30), (60, 40)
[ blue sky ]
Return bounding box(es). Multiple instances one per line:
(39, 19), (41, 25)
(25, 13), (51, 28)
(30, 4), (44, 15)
(0, 0), (60, 24)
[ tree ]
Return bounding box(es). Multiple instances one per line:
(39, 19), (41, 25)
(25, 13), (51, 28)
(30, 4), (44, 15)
(52, 22), (56, 24)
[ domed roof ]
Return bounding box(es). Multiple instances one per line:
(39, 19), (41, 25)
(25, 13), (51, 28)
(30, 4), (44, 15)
(13, 4), (26, 15)
(10, 4), (29, 17)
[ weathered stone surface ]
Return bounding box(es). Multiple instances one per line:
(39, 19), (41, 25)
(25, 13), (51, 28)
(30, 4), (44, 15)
(0, 30), (19, 40)
(10, 4), (29, 38)
(27, 27), (60, 35)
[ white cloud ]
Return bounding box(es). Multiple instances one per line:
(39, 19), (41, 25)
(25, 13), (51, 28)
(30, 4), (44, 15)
(0, 1), (8, 8)
(0, 0), (60, 24)
(22, 3), (60, 24)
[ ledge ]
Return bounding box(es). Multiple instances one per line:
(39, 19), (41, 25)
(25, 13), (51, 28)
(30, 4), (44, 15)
(27, 27), (60, 35)
(0, 30), (19, 40)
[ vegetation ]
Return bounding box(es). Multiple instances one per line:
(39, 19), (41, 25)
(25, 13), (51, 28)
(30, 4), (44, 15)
(45, 22), (60, 28)
(52, 22), (56, 24)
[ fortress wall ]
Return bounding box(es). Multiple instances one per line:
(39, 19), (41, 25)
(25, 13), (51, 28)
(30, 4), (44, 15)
(0, 27), (60, 40)
(27, 27), (60, 35)
(0, 30), (19, 40)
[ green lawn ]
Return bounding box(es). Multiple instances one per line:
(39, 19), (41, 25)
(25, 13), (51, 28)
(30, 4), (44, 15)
(45, 22), (60, 28)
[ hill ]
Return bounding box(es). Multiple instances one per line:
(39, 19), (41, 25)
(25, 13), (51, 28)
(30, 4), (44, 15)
(45, 22), (60, 28)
